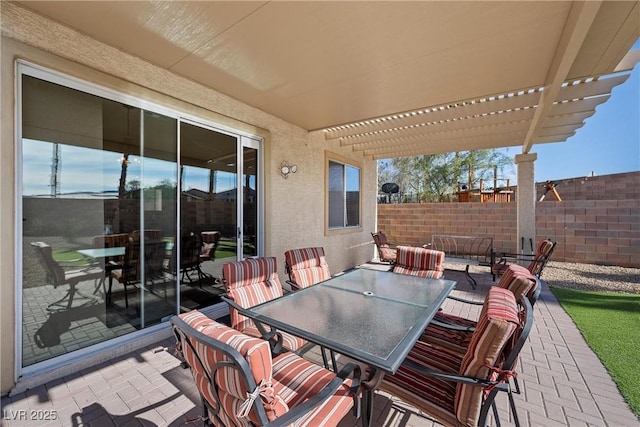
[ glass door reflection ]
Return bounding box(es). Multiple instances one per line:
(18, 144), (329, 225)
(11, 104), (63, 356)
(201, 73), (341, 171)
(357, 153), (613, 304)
(178, 122), (238, 310)
(139, 111), (178, 327)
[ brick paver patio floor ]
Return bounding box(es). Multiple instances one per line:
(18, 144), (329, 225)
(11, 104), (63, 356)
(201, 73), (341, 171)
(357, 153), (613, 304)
(2, 263), (638, 426)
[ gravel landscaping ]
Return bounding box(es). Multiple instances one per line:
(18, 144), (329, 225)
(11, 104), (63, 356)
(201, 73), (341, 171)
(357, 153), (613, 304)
(541, 260), (640, 294)
(451, 260), (640, 294)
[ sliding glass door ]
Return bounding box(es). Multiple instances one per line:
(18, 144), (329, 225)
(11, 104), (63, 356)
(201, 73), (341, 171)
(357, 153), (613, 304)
(18, 64), (260, 369)
(178, 121), (240, 310)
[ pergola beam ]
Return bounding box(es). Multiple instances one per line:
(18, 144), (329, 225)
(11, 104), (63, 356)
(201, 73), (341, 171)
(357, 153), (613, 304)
(521, 1), (602, 153)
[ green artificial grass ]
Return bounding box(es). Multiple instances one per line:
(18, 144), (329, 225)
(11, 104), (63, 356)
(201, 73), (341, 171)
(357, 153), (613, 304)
(550, 287), (640, 417)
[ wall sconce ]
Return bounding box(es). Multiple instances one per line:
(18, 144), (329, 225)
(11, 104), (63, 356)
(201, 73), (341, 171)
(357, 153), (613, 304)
(280, 161), (298, 179)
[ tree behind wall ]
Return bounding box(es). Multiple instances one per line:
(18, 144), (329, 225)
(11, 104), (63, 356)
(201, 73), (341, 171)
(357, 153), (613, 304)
(378, 150), (513, 203)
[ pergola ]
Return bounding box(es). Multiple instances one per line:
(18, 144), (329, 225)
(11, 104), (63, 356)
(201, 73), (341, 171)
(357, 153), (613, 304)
(14, 0), (640, 248)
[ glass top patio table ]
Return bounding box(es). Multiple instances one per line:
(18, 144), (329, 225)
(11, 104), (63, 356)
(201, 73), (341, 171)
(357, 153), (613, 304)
(248, 268), (456, 374)
(77, 247), (126, 258)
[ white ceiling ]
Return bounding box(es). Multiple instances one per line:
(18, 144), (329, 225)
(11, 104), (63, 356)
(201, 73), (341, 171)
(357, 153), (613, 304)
(14, 1), (640, 158)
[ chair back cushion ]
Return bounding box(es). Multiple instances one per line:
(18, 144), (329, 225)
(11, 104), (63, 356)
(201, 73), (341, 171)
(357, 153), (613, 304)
(393, 246), (445, 279)
(284, 247), (331, 289)
(223, 258), (283, 333)
(529, 239), (556, 276)
(372, 231), (397, 262)
(455, 287), (519, 426)
(177, 310), (288, 426)
(497, 263), (537, 304)
(200, 231), (221, 259)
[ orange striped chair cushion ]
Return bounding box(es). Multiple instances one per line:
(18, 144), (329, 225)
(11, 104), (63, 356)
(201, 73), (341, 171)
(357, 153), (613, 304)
(177, 311), (288, 425)
(285, 247), (331, 289)
(528, 239), (555, 276)
(498, 263), (537, 302)
(421, 312), (477, 354)
(455, 287), (518, 426)
(223, 258), (283, 333)
(271, 352), (355, 426)
(381, 340), (465, 427)
(223, 258), (307, 352)
(392, 246), (445, 279)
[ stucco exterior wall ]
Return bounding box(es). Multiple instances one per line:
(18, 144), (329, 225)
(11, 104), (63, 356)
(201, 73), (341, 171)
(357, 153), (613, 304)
(0, 3), (377, 394)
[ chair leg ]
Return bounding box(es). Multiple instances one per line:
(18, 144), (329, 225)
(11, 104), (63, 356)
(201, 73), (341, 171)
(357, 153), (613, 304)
(47, 283), (98, 312)
(492, 401), (501, 427)
(507, 387), (522, 427)
(124, 281), (129, 308)
(107, 277), (113, 306)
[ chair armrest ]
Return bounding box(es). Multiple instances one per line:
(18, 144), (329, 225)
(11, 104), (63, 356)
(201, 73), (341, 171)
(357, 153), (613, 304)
(429, 318), (476, 333)
(446, 294), (483, 306)
(286, 279), (301, 292)
(496, 253), (536, 262)
(402, 358), (500, 390)
(220, 296), (286, 354)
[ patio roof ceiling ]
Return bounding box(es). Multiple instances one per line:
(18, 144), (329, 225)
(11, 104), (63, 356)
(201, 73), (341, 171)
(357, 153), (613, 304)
(14, 1), (639, 159)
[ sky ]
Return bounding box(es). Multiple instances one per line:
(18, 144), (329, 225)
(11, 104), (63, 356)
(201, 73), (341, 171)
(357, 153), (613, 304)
(499, 39), (640, 184)
(23, 139), (238, 196)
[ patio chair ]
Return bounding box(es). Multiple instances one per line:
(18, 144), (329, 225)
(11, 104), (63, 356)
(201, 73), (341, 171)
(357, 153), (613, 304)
(423, 263), (538, 353)
(381, 287), (533, 427)
(109, 240), (168, 307)
(166, 233), (206, 286)
(92, 232), (130, 279)
(492, 238), (557, 280)
(171, 310), (361, 427)
(391, 245), (445, 279)
(30, 241), (104, 312)
(284, 246), (331, 290)
(283, 246), (337, 369)
(200, 231), (221, 263)
(371, 230), (397, 263)
(109, 241), (140, 308)
(131, 229), (163, 242)
(222, 257), (309, 353)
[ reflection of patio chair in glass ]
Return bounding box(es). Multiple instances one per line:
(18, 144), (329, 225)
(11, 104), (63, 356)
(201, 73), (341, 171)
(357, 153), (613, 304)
(166, 234), (205, 286)
(109, 241), (168, 307)
(131, 229), (163, 242)
(92, 233), (129, 283)
(199, 231), (220, 263)
(30, 242), (104, 312)
(109, 241), (140, 308)
(143, 241), (169, 294)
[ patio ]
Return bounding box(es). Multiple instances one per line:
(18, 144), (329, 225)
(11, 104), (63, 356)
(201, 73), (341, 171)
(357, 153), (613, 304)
(2, 263), (637, 427)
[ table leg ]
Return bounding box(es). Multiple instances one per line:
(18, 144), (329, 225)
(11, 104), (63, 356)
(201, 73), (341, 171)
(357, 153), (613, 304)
(361, 368), (385, 427)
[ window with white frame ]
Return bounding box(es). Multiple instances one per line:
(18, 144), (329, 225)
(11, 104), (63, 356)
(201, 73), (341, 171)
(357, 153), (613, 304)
(326, 152), (361, 229)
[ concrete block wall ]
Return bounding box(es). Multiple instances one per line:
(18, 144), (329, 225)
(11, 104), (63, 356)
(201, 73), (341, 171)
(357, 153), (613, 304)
(378, 199), (640, 268)
(535, 171), (640, 201)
